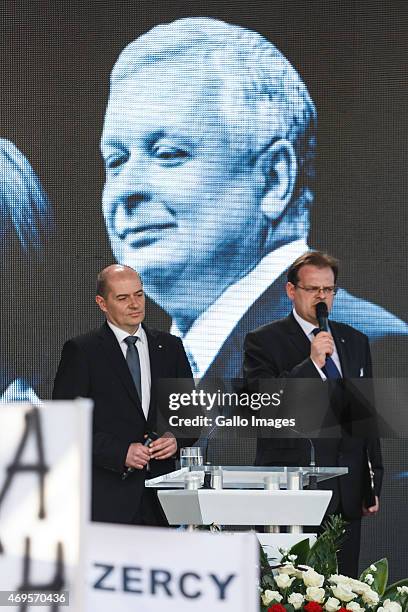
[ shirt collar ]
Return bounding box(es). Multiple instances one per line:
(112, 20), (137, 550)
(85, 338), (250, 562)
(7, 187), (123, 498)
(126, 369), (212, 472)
(171, 239), (308, 378)
(107, 321), (146, 345)
(292, 307), (318, 338)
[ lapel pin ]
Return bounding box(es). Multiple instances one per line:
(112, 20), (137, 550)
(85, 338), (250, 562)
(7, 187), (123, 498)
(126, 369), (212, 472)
(340, 337), (345, 343)
(158, 344), (163, 349)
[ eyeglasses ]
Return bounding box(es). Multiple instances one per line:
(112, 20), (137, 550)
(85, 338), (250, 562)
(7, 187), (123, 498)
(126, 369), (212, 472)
(295, 284), (337, 296)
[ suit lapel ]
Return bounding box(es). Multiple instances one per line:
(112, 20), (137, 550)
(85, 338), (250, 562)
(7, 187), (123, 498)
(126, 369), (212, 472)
(144, 325), (162, 429)
(284, 313), (312, 358)
(98, 323), (146, 419)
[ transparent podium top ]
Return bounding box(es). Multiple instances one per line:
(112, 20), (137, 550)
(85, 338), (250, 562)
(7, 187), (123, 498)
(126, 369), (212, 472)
(145, 466), (348, 489)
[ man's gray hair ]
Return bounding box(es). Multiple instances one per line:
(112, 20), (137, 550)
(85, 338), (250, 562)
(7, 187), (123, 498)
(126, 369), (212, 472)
(111, 17), (316, 213)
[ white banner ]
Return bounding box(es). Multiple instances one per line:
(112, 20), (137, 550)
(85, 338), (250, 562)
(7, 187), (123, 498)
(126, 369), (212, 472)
(0, 400), (91, 611)
(0, 401), (258, 611)
(87, 523), (258, 611)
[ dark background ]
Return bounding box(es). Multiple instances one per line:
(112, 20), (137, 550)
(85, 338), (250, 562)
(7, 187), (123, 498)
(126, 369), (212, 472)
(1, 0), (406, 578)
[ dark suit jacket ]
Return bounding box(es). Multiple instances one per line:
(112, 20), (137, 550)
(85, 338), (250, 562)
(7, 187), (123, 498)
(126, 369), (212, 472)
(52, 322), (193, 524)
(243, 313), (383, 520)
(199, 271), (405, 466)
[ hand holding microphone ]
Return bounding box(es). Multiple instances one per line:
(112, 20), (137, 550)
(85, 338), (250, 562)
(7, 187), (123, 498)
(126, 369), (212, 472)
(122, 431), (159, 480)
(310, 302), (335, 368)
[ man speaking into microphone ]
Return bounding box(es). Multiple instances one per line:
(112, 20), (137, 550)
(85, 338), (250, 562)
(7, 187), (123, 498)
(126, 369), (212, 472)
(243, 251), (383, 577)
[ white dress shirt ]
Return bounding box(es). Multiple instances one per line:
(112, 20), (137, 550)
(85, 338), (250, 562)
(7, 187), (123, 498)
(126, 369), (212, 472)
(107, 321), (151, 419)
(292, 308), (343, 380)
(171, 239), (308, 378)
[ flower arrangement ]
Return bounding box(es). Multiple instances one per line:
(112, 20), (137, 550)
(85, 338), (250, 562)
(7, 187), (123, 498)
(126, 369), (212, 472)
(260, 517), (408, 612)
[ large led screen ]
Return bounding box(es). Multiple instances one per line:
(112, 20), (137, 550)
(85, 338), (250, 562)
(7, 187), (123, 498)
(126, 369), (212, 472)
(0, 0), (406, 578)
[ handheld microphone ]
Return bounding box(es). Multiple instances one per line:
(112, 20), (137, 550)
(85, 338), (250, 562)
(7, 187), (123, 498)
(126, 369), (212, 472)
(121, 431), (159, 480)
(316, 301), (329, 332)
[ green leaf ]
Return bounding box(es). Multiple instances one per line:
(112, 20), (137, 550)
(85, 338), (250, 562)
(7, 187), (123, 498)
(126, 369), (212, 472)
(305, 514), (347, 575)
(261, 573), (277, 590)
(288, 538), (311, 566)
(360, 559), (388, 596)
(383, 578), (408, 611)
(306, 537), (337, 576)
(260, 543), (271, 571)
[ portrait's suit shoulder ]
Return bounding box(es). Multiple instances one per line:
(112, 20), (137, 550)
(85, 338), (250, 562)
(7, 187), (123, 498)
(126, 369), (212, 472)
(332, 289), (407, 341)
(245, 315), (296, 341)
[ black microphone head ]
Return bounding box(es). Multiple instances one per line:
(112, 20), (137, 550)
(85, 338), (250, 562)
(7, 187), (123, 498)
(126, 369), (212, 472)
(316, 301), (328, 319)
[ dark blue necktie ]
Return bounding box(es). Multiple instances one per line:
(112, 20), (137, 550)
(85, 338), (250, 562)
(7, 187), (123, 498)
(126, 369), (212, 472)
(124, 336), (142, 402)
(312, 328), (341, 379)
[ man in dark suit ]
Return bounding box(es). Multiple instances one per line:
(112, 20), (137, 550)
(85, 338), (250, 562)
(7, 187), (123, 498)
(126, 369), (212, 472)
(53, 264), (193, 526)
(243, 251), (383, 577)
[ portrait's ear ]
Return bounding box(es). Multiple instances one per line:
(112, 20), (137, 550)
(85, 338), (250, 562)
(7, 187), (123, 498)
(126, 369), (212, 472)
(259, 139), (297, 221)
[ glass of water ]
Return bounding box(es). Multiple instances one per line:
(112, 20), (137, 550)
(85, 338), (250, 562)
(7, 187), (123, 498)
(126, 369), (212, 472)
(180, 447), (203, 468)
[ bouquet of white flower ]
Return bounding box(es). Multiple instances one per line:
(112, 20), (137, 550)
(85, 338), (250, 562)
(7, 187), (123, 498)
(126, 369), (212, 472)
(260, 517), (408, 612)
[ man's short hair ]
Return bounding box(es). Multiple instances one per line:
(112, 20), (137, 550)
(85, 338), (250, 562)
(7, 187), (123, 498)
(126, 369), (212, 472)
(109, 17), (316, 217)
(287, 251), (339, 285)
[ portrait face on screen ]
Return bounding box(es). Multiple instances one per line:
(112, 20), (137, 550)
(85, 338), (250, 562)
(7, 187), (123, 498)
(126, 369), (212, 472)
(101, 59), (268, 320)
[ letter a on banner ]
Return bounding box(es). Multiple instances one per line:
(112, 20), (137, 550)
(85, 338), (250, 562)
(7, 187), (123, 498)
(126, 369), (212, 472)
(0, 407), (49, 552)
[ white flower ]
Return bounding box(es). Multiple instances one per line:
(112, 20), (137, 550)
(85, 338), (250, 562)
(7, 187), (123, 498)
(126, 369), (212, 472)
(348, 579), (371, 595)
(303, 568), (325, 587)
(325, 597), (341, 611)
(294, 564), (312, 579)
(331, 583), (358, 602)
(262, 590), (283, 606)
(275, 574), (295, 589)
(306, 587), (326, 603)
(329, 574), (349, 584)
(329, 575), (370, 596)
(369, 565), (377, 572)
(377, 600), (402, 612)
(289, 554), (298, 562)
(288, 593), (305, 610)
(278, 562), (298, 576)
(362, 588), (380, 606)
(397, 586), (408, 595)
(346, 602), (365, 612)
(365, 574), (374, 585)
